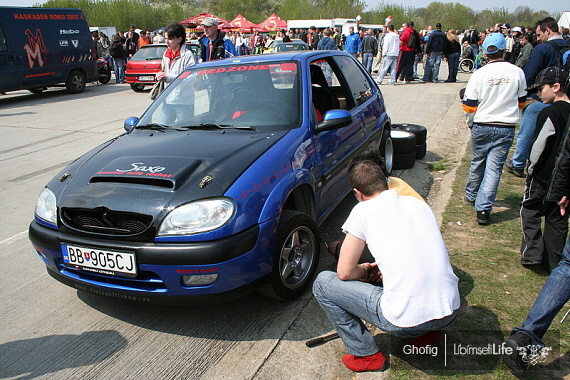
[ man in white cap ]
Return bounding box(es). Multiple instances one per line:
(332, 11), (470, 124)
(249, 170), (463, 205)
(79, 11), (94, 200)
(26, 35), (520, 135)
(461, 33), (527, 225)
(198, 16), (237, 62)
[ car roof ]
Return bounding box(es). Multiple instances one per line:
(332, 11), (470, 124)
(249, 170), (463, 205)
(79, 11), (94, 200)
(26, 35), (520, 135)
(193, 50), (352, 68)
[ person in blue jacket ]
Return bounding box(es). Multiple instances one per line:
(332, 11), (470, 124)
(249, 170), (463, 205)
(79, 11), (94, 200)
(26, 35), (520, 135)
(198, 17), (237, 62)
(344, 27), (362, 59)
(317, 28), (338, 50)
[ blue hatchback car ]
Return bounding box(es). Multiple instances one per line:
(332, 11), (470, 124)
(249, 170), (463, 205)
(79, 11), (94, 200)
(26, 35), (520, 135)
(29, 51), (393, 303)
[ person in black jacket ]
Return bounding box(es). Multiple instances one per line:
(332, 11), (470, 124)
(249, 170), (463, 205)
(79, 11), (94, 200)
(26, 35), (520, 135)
(109, 34), (127, 83)
(502, 69), (570, 376)
(520, 67), (570, 271)
(420, 23), (447, 83)
(444, 29), (461, 82)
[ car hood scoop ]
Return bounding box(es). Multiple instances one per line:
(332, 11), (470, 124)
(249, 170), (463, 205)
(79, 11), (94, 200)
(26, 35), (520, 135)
(55, 130), (288, 217)
(91, 156), (201, 189)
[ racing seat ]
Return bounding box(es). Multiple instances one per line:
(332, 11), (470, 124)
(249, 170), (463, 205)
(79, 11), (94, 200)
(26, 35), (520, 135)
(310, 65), (340, 121)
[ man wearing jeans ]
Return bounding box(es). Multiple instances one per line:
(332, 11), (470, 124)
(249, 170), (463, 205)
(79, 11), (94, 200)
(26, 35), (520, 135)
(506, 17), (569, 178)
(376, 25), (400, 85)
(503, 133), (570, 375)
(361, 29), (378, 73)
(420, 23), (446, 83)
(462, 33), (527, 225)
(313, 152), (460, 373)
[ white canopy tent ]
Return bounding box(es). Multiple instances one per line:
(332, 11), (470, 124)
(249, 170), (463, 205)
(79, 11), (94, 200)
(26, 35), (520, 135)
(559, 11), (570, 29)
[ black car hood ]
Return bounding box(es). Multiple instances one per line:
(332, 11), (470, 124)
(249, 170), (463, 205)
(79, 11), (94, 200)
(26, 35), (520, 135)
(56, 129), (287, 215)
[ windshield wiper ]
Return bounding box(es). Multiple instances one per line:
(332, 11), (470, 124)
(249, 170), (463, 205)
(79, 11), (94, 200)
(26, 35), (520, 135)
(135, 123), (170, 131)
(179, 123), (257, 131)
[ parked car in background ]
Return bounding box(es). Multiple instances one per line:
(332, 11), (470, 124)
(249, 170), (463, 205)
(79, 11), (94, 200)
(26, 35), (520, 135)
(30, 51), (394, 304)
(125, 43), (199, 92)
(263, 39), (310, 53)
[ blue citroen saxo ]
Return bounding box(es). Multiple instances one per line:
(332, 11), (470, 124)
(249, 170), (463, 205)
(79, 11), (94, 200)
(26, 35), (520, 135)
(29, 50), (393, 304)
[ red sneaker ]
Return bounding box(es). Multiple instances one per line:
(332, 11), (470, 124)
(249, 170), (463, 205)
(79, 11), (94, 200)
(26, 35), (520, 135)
(342, 351), (389, 372)
(411, 330), (442, 348)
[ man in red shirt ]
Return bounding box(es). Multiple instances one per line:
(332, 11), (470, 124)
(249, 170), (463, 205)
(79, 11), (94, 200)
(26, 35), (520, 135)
(397, 22), (419, 83)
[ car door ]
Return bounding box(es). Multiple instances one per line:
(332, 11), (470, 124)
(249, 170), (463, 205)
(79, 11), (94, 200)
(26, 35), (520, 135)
(0, 26), (20, 92)
(312, 55), (373, 221)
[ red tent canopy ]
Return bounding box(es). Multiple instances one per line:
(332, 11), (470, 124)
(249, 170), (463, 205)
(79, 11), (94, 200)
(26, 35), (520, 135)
(255, 13), (287, 32)
(180, 12), (228, 27)
(219, 22), (236, 30)
(230, 14), (258, 32)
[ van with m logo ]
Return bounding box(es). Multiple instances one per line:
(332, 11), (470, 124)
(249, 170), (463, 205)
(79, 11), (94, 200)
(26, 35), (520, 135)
(0, 6), (95, 94)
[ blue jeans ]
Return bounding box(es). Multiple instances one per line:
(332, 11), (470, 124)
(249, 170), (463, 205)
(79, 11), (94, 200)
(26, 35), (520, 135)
(422, 52), (443, 82)
(465, 124), (515, 212)
(112, 57), (125, 83)
(362, 52), (374, 73)
(512, 236), (570, 347)
(511, 101), (549, 169)
(313, 271), (458, 356)
(377, 55), (398, 84)
(446, 52), (460, 82)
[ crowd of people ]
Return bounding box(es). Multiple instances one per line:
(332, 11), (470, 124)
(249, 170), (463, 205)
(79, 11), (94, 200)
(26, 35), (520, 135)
(309, 15), (569, 378)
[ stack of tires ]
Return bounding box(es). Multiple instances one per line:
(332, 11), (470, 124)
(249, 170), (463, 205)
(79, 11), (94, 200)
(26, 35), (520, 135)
(390, 124), (427, 170)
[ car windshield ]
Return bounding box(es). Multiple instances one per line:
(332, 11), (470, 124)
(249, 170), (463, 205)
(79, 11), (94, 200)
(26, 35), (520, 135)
(130, 46), (167, 61)
(137, 61), (302, 132)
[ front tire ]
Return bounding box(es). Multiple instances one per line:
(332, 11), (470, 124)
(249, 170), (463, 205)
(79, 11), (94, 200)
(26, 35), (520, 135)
(130, 83), (145, 92)
(66, 70), (86, 93)
(261, 210), (319, 300)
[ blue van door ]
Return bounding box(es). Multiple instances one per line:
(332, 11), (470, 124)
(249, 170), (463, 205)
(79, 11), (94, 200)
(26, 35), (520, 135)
(0, 26), (20, 92)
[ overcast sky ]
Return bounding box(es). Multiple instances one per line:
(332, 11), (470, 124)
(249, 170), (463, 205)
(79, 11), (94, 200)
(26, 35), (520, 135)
(4, 0), (569, 18)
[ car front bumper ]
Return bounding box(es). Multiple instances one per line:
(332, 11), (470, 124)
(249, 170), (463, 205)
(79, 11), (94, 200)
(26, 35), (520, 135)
(29, 218), (278, 303)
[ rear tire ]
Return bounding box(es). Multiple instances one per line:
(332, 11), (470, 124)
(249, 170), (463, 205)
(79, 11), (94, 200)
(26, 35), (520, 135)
(130, 83), (145, 92)
(260, 210), (319, 300)
(98, 68), (111, 84)
(66, 70), (86, 94)
(380, 133), (394, 175)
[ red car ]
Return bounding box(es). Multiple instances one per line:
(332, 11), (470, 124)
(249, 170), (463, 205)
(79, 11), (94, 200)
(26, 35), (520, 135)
(126, 43), (200, 92)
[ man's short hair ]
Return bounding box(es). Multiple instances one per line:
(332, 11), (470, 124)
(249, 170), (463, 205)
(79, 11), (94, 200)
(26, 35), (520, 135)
(536, 17), (558, 33)
(348, 150), (389, 196)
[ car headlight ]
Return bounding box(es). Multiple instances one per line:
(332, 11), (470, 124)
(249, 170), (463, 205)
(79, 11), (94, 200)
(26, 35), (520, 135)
(158, 198), (235, 236)
(35, 188), (57, 226)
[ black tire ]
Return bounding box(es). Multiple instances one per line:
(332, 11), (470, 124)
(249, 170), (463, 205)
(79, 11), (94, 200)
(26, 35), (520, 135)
(391, 130), (416, 154)
(415, 142), (427, 159)
(393, 151), (416, 170)
(393, 123), (427, 145)
(459, 59), (474, 73)
(28, 87), (45, 93)
(381, 134), (394, 175)
(98, 68), (111, 84)
(130, 83), (145, 92)
(260, 210), (319, 300)
(66, 70), (86, 94)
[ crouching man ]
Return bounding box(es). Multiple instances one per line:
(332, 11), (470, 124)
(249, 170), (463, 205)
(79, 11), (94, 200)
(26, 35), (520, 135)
(312, 152), (460, 372)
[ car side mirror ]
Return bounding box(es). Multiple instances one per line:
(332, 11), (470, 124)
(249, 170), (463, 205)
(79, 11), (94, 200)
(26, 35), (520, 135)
(315, 109), (352, 133)
(124, 117), (139, 133)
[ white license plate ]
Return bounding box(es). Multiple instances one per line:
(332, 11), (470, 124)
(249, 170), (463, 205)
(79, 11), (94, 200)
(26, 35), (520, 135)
(138, 76), (154, 81)
(62, 244), (137, 278)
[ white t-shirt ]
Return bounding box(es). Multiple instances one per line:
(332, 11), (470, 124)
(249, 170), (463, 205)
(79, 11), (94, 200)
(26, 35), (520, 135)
(464, 60), (527, 125)
(342, 189), (460, 327)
